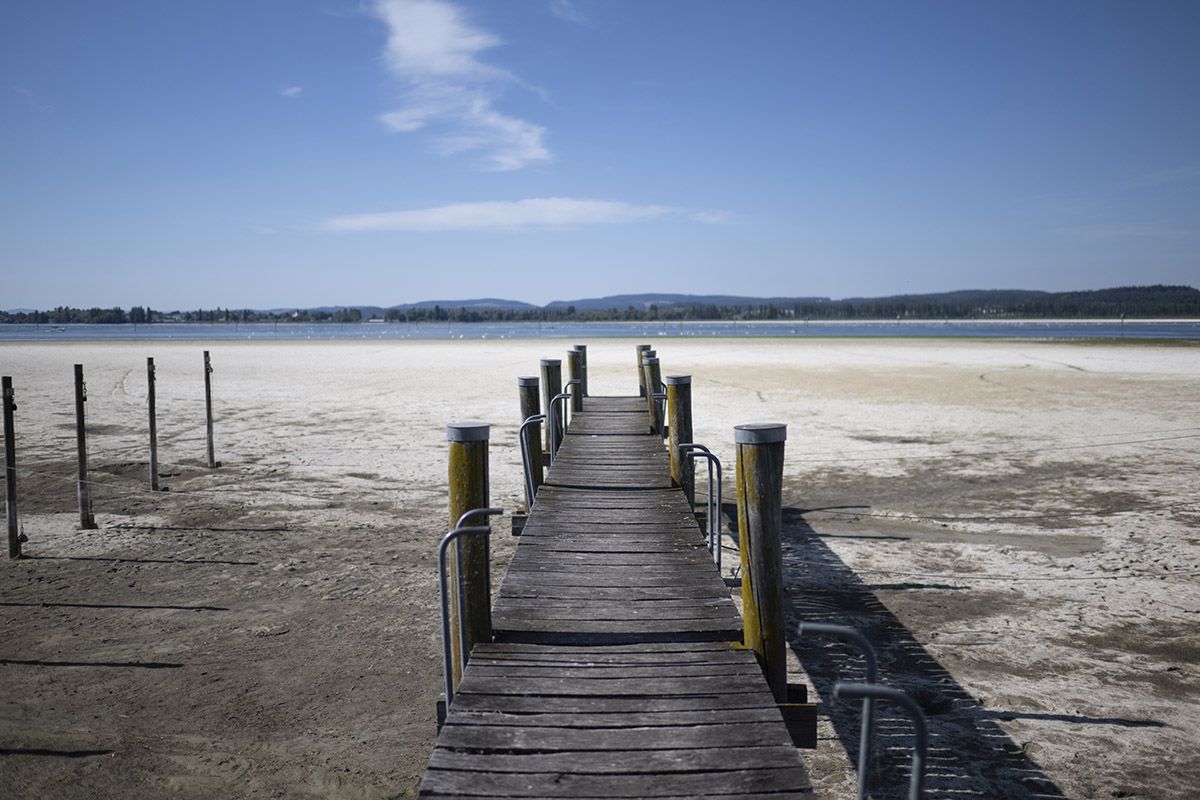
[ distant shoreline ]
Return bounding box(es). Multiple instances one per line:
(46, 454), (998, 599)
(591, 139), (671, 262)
(5, 317), (1200, 326)
(2, 318), (1198, 344)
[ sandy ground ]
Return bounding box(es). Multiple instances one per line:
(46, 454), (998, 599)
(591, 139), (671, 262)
(0, 338), (1197, 799)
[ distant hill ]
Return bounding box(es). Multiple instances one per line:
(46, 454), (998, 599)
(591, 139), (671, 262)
(544, 293), (828, 312)
(4, 285), (1198, 323)
(389, 298), (538, 312)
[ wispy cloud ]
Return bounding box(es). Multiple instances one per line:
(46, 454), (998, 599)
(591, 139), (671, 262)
(280, 85), (303, 98)
(371, 0), (550, 171)
(12, 85), (52, 112)
(325, 197), (725, 232)
(549, 0), (595, 27)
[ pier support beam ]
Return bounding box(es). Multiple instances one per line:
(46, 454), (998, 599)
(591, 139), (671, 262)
(665, 375), (695, 505)
(735, 423), (788, 703)
(203, 351), (218, 468)
(566, 348), (584, 414)
(147, 357), (160, 491)
(539, 359), (563, 458)
(74, 364), (97, 529)
(3, 376), (19, 559)
(572, 345), (588, 397)
(635, 345), (651, 397)
(447, 422), (492, 688)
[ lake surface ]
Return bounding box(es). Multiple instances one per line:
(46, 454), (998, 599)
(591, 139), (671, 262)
(2, 320), (1198, 341)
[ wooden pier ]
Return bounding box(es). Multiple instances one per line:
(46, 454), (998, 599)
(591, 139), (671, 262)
(418, 395), (813, 798)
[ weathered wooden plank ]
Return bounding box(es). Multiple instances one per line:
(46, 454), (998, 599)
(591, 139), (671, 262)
(419, 766), (810, 797)
(462, 662), (758, 680)
(496, 572), (729, 589)
(496, 585), (728, 600)
(448, 691), (776, 714)
(469, 642), (746, 659)
(428, 743), (800, 770)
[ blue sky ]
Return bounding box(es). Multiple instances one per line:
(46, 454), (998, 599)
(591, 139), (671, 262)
(2, 0), (1198, 308)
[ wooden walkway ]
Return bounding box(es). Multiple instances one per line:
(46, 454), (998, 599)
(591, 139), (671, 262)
(419, 396), (813, 798)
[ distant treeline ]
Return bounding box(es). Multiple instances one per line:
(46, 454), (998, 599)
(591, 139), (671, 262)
(4, 285), (1198, 324)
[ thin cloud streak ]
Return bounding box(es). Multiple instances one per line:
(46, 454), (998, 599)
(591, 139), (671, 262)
(371, 0), (550, 170)
(549, 0), (595, 27)
(325, 198), (726, 232)
(280, 85), (303, 97)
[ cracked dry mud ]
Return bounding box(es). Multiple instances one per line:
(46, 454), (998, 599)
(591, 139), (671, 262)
(1, 338), (1197, 799)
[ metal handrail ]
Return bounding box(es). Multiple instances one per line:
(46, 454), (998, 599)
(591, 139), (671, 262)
(681, 444), (722, 572)
(548, 392), (572, 464)
(518, 414), (546, 509)
(833, 682), (927, 800)
(438, 507), (504, 708)
(798, 623), (879, 800)
(651, 391), (667, 437)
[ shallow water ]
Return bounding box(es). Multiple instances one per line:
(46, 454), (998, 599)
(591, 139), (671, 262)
(2, 319), (1198, 341)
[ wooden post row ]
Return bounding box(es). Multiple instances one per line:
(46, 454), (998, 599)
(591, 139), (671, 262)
(447, 421), (491, 689)
(3, 376), (19, 559)
(74, 364), (97, 529)
(517, 376), (543, 509)
(539, 358), (563, 457)
(734, 423), (788, 703)
(665, 375), (695, 505)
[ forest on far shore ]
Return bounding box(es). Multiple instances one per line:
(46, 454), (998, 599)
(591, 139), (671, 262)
(3, 285), (1198, 325)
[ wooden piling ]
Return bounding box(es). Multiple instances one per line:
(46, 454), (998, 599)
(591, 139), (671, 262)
(734, 423), (788, 702)
(447, 421), (492, 688)
(665, 375), (695, 505)
(539, 359), (563, 456)
(572, 345), (588, 397)
(74, 364), (97, 529)
(203, 350), (217, 468)
(3, 376), (19, 559)
(147, 357), (159, 491)
(517, 376), (543, 509)
(642, 357), (663, 435)
(566, 348), (584, 413)
(635, 345), (651, 396)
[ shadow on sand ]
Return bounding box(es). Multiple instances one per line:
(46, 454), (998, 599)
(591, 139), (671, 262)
(727, 503), (1075, 798)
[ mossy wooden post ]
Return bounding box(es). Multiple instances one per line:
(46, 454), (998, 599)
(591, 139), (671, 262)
(665, 375), (695, 505)
(3, 376), (19, 559)
(539, 358), (563, 457)
(74, 364), (97, 529)
(735, 422), (788, 703)
(573, 345), (588, 397)
(447, 422), (491, 688)
(517, 376), (542, 509)
(642, 357), (662, 435)
(636, 345), (651, 396)
(147, 357), (159, 491)
(203, 350), (217, 468)
(566, 348), (584, 414)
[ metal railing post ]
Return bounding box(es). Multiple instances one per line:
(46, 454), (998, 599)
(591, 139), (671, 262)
(799, 623), (879, 800)
(682, 444), (722, 572)
(834, 683), (927, 800)
(438, 507), (504, 709)
(549, 392), (572, 464)
(519, 414), (546, 508)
